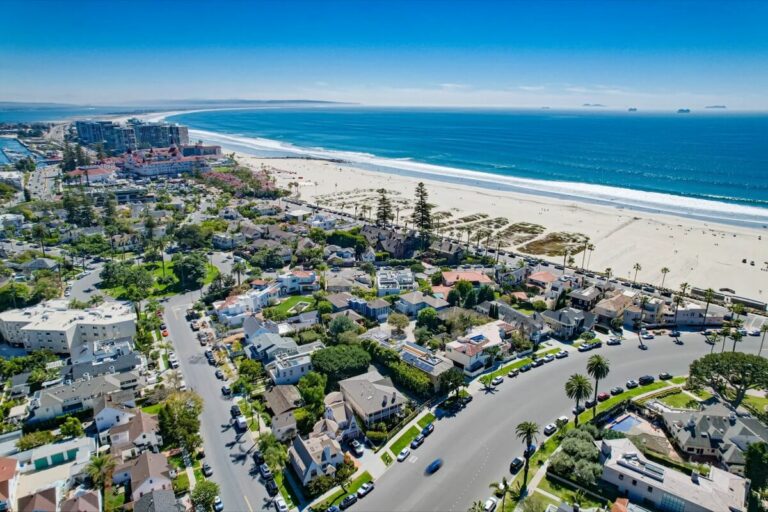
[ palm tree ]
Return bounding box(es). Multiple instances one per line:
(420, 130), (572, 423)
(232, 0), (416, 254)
(586, 355), (610, 419)
(489, 477), (511, 512)
(759, 324), (768, 357)
(580, 238), (590, 269)
(632, 263), (642, 285)
(731, 330), (744, 352)
(730, 303), (745, 326)
(672, 295), (684, 328)
(31, 223), (48, 257)
(562, 251), (569, 272)
(679, 282), (689, 297)
(565, 374), (593, 427)
(86, 453), (116, 498)
(701, 288), (714, 331)
(605, 267), (612, 280)
(586, 243), (595, 269)
(468, 501), (485, 512)
(720, 326), (731, 354)
(232, 261), (247, 286)
(515, 421), (539, 491)
(660, 267), (670, 289)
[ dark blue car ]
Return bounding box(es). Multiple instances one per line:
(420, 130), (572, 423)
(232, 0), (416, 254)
(426, 458), (444, 474)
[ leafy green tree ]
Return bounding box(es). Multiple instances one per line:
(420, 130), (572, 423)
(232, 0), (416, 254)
(158, 391), (204, 451)
(746, 443), (768, 512)
(298, 371), (327, 417)
(376, 188), (393, 225)
(586, 355), (610, 419)
(311, 345), (371, 383)
(191, 480), (220, 510)
(31, 223), (49, 256)
(439, 367), (465, 397)
(258, 432), (288, 473)
(173, 252), (208, 290)
(515, 421), (539, 490)
(17, 430), (55, 450)
(388, 312), (409, 335)
(60, 416), (84, 438)
(328, 315), (358, 340)
(238, 358), (264, 383)
(689, 352), (768, 409)
(565, 373), (593, 427)
(174, 224), (211, 250)
(412, 182), (433, 247)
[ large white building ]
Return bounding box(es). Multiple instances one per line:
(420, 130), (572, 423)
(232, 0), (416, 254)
(0, 300), (136, 356)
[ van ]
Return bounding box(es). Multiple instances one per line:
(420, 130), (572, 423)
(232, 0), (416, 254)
(178, 380), (187, 391)
(235, 416), (247, 430)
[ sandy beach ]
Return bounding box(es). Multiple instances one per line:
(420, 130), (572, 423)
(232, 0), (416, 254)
(233, 153), (767, 301)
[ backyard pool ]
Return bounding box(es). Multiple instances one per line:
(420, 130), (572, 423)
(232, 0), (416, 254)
(610, 415), (642, 433)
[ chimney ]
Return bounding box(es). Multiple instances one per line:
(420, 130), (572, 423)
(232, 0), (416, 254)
(391, 391), (396, 404)
(600, 440), (612, 457)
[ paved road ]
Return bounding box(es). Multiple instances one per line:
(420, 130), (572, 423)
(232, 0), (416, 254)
(356, 332), (766, 512)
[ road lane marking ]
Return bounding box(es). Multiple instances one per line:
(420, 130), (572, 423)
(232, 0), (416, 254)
(243, 495), (254, 512)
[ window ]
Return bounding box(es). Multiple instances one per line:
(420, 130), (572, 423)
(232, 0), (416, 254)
(618, 475), (624, 481)
(632, 479), (637, 486)
(648, 486), (653, 492)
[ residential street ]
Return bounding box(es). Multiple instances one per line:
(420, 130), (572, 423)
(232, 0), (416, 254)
(356, 332), (766, 512)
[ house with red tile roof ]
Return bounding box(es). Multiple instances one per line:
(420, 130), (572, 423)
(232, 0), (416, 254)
(0, 457), (18, 512)
(442, 271), (493, 287)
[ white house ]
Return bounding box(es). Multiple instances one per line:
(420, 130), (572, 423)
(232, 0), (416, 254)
(94, 394), (136, 433)
(277, 270), (319, 294)
(288, 432), (345, 486)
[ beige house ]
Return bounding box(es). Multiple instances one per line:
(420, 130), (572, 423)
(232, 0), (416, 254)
(288, 432), (345, 486)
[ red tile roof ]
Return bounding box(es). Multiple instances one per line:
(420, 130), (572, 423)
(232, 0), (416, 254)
(442, 271), (493, 286)
(528, 271), (557, 284)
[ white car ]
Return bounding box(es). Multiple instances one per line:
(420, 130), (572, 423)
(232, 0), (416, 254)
(274, 496), (288, 512)
(543, 423), (557, 436)
(748, 329), (761, 336)
(213, 497), (224, 512)
(491, 376), (503, 386)
(557, 416), (569, 425)
(484, 497), (498, 512)
(397, 447), (411, 462)
(641, 332), (654, 340)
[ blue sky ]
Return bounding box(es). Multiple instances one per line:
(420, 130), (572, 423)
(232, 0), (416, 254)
(2, 0), (767, 109)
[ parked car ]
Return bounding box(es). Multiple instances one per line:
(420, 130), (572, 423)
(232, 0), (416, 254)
(265, 478), (279, 497)
(422, 423), (435, 437)
(543, 423), (557, 435)
(669, 330), (681, 337)
(357, 482), (374, 498)
(213, 497), (224, 512)
(531, 359), (544, 367)
(339, 495), (358, 510)
(426, 458), (444, 474)
(610, 386), (624, 395)
(585, 399), (597, 408)
(555, 350), (569, 359)
(275, 496), (289, 512)
(524, 444), (537, 458)
(230, 405), (242, 418)
(572, 404), (586, 415)
(597, 392), (610, 401)
(507, 369), (520, 377)
(639, 375), (655, 385)
(557, 416), (569, 425)
(215, 369), (224, 380)
(641, 332), (655, 340)
(253, 450), (264, 465)
(259, 463), (273, 480)
(483, 497), (498, 512)
(202, 463), (213, 477)
(411, 434), (425, 449)
(542, 355), (555, 363)
(578, 344), (592, 352)
(397, 448), (410, 462)
(607, 337), (622, 346)
(659, 372), (672, 380)
(221, 385), (231, 396)
(519, 364), (532, 372)
(509, 457), (524, 473)
(351, 439), (364, 457)
(491, 376), (504, 386)
(626, 379), (639, 389)
(749, 329), (761, 336)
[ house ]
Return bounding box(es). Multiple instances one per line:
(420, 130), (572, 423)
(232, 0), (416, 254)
(441, 271), (493, 288)
(20, 258), (59, 273)
(328, 310), (365, 325)
(108, 411), (163, 461)
(360, 247), (376, 263)
(593, 291), (635, 325)
(110, 234), (142, 252)
(527, 271), (557, 290)
(247, 333), (298, 363)
(445, 321), (511, 376)
(430, 239), (465, 263)
(264, 385), (303, 417)
(31, 374), (138, 422)
(623, 296), (665, 328)
(322, 392), (361, 441)
(17, 487), (59, 512)
(266, 342), (325, 385)
(324, 245), (356, 266)
(242, 316), (280, 344)
(272, 412), (298, 442)
(288, 432), (345, 486)
(339, 370), (407, 426)
(279, 311), (320, 335)
(325, 293), (354, 312)
(598, 438), (747, 512)
(326, 277), (355, 293)
(349, 297), (390, 323)
(569, 286), (602, 311)
(394, 291), (449, 317)
(0, 457), (19, 512)
(308, 213), (337, 231)
(20, 436), (96, 472)
(133, 490), (184, 512)
(285, 208), (312, 222)
(94, 394), (136, 433)
(60, 490), (101, 512)
(497, 266), (530, 287)
(277, 270), (319, 294)
(213, 285), (281, 327)
(361, 226), (418, 260)
(399, 342), (454, 390)
(662, 405), (768, 476)
(541, 307), (595, 339)
(113, 452), (172, 503)
(478, 301), (548, 342)
(375, 268), (415, 296)
(661, 301), (724, 328)
(212, 232), (245, 250)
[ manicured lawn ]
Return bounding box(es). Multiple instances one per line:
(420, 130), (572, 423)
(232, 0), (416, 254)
(577, 381), (670, 424)
(142, 402), (163, 415)
(418, 412), (436, 429)
(536, 475), (605, 509)
(105, 260), (219, 299)
(535, 348), (560, 357)
(275, 470), (300, 508)
(488, 357), (533, 380)
(316, 471), (373, 509)
(105, 488), (126, 511)
(658, 391), (700, 410)
(690, 387), (714, 400)
(513, 307), (535, 316)
(670, 376), (687, 385)
(389, 426), (420, 457)
(381, 452), (393, 466)
(272, 295), (316, 315)
(193, 467), (204, 483)
(745, 394), (768, 413)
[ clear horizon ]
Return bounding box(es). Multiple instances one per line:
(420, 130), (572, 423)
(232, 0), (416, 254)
(2, 0), (767, 109)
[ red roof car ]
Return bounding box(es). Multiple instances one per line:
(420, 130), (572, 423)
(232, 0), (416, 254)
(597, 392), (610, 402)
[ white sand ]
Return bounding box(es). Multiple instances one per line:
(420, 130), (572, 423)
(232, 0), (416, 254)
(236, 153), (767, 301)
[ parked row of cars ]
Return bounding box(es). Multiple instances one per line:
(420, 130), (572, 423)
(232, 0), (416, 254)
(397, 422), (436, 462)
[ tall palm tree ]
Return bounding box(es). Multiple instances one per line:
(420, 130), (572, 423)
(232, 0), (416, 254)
(31, 223), (48, 257)
(489, 477), (511, 512)
(468, 501), (485, 512)
(586, 355), (610, 419)
(730, 303), (745, 326)
(701, 288), (714, 331)
(731, 330), (744, 352)
(605, 267), (612, 280)
(565, 374), (593, 427)
(515, 421), (539, 491)
(672, 295), (684, 328)
(580, 238), (590, 269)
(232, 261), (247, 286)
(86, 453), (116, 498)
(720, 326), (731, 354)
(679, 282), (690, 298)
(632, 263), (642, 285)
(759, 324), (768, 357)
(586, 243), (595, 269)
(660, 267), (670, 289)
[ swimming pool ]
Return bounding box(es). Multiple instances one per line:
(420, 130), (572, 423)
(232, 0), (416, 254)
(611, 415), (642, 433)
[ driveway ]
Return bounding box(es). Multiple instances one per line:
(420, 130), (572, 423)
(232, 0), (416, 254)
(356, 331), (765, 512)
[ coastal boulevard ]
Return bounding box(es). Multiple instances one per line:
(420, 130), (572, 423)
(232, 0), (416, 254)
(356, 332), (765, 512)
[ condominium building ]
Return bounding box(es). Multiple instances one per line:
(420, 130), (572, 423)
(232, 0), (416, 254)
(0, 300), (136, 356)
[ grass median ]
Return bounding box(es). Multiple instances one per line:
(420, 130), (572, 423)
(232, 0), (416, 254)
(389, 426), (420, 457)
(315, 471), (372, 509)
(418, 412), (436, 429)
